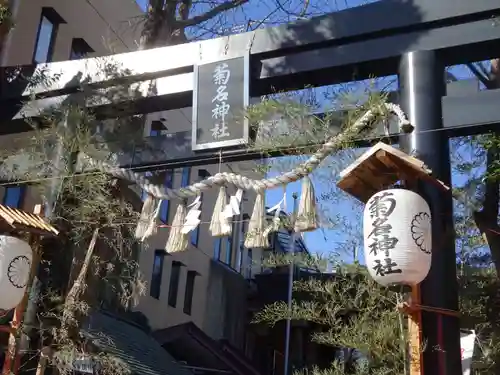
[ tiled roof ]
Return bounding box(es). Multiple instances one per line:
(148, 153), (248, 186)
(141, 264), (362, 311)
(82, 311), (192, 375)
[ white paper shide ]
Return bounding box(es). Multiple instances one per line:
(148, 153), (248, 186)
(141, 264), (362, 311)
(460, 330), (476, 375)
(363, 189), (432, 286)
(0, 235), (33, 311)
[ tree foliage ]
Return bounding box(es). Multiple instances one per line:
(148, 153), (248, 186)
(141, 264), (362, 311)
(249, 78), (500, 373)
(253, 259), (406, 375)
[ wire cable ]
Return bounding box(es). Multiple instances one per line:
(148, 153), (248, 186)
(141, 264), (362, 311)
(0, 125), (454, 188)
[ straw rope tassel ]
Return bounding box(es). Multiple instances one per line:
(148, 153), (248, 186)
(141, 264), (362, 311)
(245, 191), (269, 248)
(135, 195), (157, 240)
(165, 200), (189, 253)
(294, 176), (318, 232)
(210, 186), (232, 237)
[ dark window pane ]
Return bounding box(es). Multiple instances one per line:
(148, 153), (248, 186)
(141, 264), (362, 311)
(70, 38), (93, 60)
(34, 16), (54, 63)
(168, 261), (181, 307)
(165, 170), (174, 188)
(181, 167), (191, 187)
(213, 238), (221, 260)
(225, 237), (233, 265)
(246, 249), (253, 278)
(150, 250), (165, 299)
(190, 224), (200, 246)
(159, 171), (173, 222)
(33, 8), (64, 64)
(236, 243), (243, 272)
(183, 271), (197, 315)
(3, 186), (25, 208)
(159, 201), (169, 222)
(150, 120), (167, 136)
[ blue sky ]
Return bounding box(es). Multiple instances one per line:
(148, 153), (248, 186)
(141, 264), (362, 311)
(134, 0), (375, 36)
(134, 0), (486, 262)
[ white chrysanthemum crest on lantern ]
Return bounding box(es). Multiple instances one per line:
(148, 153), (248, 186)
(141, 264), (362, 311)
(0, 236), (33, 311)
(363, 189), (432, 286)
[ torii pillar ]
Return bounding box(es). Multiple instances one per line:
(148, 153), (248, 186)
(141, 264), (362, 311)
(398, 50), (462, 375)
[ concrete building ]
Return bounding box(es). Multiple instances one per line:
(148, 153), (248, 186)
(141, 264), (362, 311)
(1, 0), (141, 66)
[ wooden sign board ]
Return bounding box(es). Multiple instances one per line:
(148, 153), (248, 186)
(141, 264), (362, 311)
(192, 54), (250, 151)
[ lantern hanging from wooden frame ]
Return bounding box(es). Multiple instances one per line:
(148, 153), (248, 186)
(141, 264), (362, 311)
(363, 189), (432, 286)
(0, 235), (33, 311)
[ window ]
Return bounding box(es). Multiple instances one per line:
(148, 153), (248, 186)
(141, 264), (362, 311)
(183, 270), (197, 315)
(225, 236), (233, 265)
(236, 247), (242, 272)
(3, 186), (26, 208)
(159, 171), (173, 222)
(150, 119), (167, 136)
(198, 169), (210, 179)
(70, 38), (94, 60)
(168, 261), (182, 307)
(150, 250), (165, 299)
(181, 167), (191, 187)
(237, 214), (249, 272)
(246, 249), (253, 279)
(214, 238), (221, 260)
(190, 192), (202, 247)
(33, 8), (64, 64)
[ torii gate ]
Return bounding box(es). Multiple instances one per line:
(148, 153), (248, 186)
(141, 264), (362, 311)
(2, 0), (500, 373)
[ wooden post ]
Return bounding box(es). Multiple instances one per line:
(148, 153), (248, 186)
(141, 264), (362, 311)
(34, 347), (51, 375)
(408, 284), (424, 375)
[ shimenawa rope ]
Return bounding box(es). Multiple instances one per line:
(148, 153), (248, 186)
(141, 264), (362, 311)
(84, 103), (411, 200)
(84, 102), (411, 251)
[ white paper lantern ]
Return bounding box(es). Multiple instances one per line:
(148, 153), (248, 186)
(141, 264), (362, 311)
(363, 189), (432, 286)
(0, 236), (33, 311)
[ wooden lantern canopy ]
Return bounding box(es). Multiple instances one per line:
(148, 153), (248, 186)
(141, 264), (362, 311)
(337, 142), (449, 203)
(0, 204), (59, 237)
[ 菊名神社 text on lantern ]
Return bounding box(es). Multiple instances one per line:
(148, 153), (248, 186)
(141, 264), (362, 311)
(363, 189), (432, 286)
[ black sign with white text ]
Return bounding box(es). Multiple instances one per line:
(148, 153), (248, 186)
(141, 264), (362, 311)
(192, 56), (249, 150)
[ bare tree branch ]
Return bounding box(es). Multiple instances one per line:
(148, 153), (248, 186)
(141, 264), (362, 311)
(298, 0), (311, 17)
(178, 0), (249, 28)
(467, 62), (493, 89)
